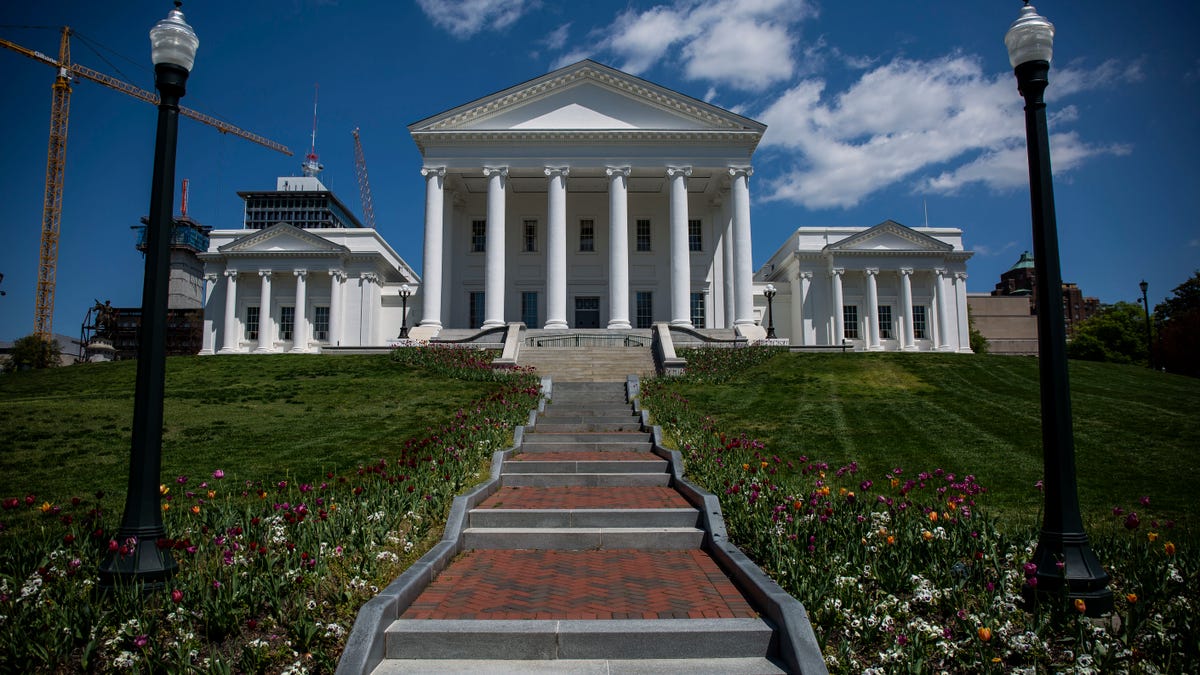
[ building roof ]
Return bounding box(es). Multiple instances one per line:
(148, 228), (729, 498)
(1008, 251), (1036, 271)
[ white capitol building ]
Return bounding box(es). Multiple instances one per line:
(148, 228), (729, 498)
(196, 60), (973, 355)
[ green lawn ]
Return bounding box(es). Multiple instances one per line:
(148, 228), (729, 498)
(0, 354), (495, 503)
(669, 352), (1200, 530)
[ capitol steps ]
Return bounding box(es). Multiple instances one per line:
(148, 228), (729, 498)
(369, 381), (790, 674)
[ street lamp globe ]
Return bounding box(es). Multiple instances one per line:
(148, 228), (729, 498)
(1140, 280), (1149, 295)
(1005, 3), (1054, 67)
(149, 2), (199, 71)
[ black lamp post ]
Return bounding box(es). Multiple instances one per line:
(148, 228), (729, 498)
(763, 284), (777, 339)
(1139, 280), (1153, 369)
(99, 2), (198, 589)
(1007, 2), (1111, 614)
(398, 284), (413, 339)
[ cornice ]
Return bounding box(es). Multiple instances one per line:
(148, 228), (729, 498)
(412, 129), (763, 149)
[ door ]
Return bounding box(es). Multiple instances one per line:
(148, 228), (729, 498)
(575, 296), (600, 328)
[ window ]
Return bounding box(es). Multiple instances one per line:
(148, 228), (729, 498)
(280, 306), (295, 341)
(245, 306), (260, 341)
(912, 306), (927, 340)
(314, 306), (330, 341)
(523, 219), (537, 252)
(635, 291), (653, 329)
(878, 305), (893, 339)
(471, 220), (486, 252)
(688, 219), (702, 252)
(579, 219), (595, 252)
(469, 291), (485, 328)
(636, 219), (652, 252)
(521, 291), (538, 327)
(843, 305), (859, 339)
(690, 292), (705, 328)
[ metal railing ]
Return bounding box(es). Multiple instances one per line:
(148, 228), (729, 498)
(524, 333), (652, 348)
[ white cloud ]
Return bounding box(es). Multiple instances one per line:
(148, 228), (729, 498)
(542, 23), (571, 51)
(572, 0), (814, 92)
(416, 0), (531, 39)
(973, 241), (1020, 257)
(758, 55), (1136, 209)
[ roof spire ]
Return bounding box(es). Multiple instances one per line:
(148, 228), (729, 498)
(302, 83), (323, 177)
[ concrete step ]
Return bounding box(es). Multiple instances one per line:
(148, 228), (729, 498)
(552, 382), (629, 394)
(540, 406), (635, 417)
(522, 432), (651, 444)
(502, 459), (667, 474)
(381, 619), (774, 661)
(533, 421), (644, 432)
(461, 526), (704, 550)
(371, 657), (787, 674)
(469, 508), (700, 529)
(519, 441), (655, 453)
(500, 473), (670, 488)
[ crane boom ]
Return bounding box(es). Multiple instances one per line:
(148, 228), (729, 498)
(352, 128), (377, 229)
(1, 27), (292, 339)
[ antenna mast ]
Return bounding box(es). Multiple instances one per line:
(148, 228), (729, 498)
(302, 84), (323, 177)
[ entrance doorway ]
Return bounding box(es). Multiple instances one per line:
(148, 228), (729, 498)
(574, 296), (600, 328)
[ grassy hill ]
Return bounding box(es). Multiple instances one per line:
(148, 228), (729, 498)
(0, 354), (496, 503)
(666, 351), (1200, 530)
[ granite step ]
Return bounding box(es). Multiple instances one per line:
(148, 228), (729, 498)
(371, 656), (786, 674)
(502, 458), (667, 474)
(500, 473), (670, 488)
(469, 508), (700, 529)
(461, 526), (704, 550)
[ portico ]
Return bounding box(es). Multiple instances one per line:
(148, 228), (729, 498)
(410, 60), (765, 333)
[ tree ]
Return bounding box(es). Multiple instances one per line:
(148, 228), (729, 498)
(1155, 271), (1200, 377)
(1067, 301), (1147, 365)
(4, 334), (62, 372)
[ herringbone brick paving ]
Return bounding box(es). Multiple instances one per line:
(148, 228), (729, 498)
(478, 486), (691, 509)
(401, 549), (756, 620)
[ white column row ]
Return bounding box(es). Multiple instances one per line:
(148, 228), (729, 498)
(822, 268), (962, 349)
(212, 268), (347, 353)
(418, 164), (756, 330)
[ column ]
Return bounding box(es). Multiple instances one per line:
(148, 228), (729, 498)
(717, 194), (734, 327)
(730, 167), (755, 327)
(606, 166), (632, 329)
(328, 269), (344, 347)
(545, 167), (569, 329)
(256, 270), (273, 353)
(955, 272), (971, 352)
(933, 268), (950, 350)
(900, 268), (916, 351)
(483, 166), (508, 328)
(291, 269), (308, 353)
(831, 268), (845, 345)
(791, 271), (811, 346)
(220, 270), (239, 353)
(420, 167), (445, 328)
(366, 273), (382, 345)
(667, 166), (692, 326)
(864, 266), (883, 348)
(200, 273), (218, 355)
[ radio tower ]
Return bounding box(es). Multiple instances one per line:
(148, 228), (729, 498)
(302, 84), (323, 177)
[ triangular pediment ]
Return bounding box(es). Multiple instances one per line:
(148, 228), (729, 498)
(825, 220), (954, 253)
(410, 60), (765, 134)
(219, 222), (349, 254)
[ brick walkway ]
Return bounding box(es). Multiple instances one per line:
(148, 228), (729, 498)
(478, 486), (691, 510)
(401, 549), (757, 620)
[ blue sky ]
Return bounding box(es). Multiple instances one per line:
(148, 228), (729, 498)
(1, 1), (1197, 342)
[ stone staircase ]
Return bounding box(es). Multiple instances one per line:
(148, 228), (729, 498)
(517, 347), (658, 382)
(369, 381), (787, 674)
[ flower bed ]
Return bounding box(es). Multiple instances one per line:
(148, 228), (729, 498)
(641, 348), (1198, 673)
(0, 348), (539, 674)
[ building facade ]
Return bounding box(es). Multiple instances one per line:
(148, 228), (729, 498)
(991, 250), (1100, 337)
(409, 60), (765, 335)
(197, 176), (418, 354)
(756, 220), (974, 352)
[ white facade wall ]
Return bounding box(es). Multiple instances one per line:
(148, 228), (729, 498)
(755, 222), (973, 352)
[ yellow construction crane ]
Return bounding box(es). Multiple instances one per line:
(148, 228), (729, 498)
(0, 27), (293, 340)
(351, 127), (377, 229)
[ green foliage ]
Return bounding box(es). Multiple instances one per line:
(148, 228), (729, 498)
(0, 347), (541, 673)
(4, 334), (62, 372)
(653, 350), (1200, 528)
(1155, 271), (1200, 377)
(640, 348), (1199, 672)
(1068, 301), (1149, 365)
(967, 309), (989, 354)
(676, 346), (785, 384)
